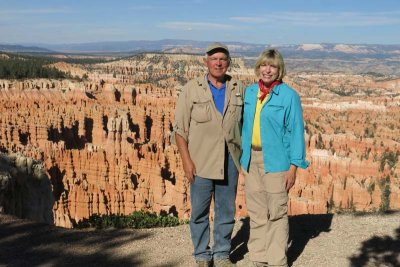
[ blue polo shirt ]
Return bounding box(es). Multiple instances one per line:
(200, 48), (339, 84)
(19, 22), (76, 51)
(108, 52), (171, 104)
(208, 81), (226, 115)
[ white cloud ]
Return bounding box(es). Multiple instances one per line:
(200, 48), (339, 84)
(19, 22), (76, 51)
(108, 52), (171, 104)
(230, 11), (400, 27)
(230, 17), (267, 23)
(128, 6), (155, 11)
(282, 11), (400, 26)
(159, 21), (234, 31)
(0, 8), (70, 16)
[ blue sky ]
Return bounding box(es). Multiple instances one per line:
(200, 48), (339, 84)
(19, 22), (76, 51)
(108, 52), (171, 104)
(0, 0), (399, 45)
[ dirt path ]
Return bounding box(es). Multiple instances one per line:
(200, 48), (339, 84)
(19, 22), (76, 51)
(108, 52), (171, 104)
(1, 212), (399, 267)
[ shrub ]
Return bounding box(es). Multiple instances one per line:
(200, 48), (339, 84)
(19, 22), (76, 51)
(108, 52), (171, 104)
(367, 182), (375, 195)
(76, 210), (187, 229)
(315, 133), (325, 149)
(379, 150), (399, 172)
(378, 176), (391, 212)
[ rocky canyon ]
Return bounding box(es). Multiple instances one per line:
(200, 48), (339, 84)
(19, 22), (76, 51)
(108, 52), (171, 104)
(0, 53), (399, 228)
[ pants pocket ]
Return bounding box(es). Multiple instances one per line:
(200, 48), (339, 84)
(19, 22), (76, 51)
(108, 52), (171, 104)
(267, 192), (288, 221)
(264, 172), (286, 193)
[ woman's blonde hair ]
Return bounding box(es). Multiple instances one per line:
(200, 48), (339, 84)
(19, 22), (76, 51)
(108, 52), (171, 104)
(254, 49), (286, 80)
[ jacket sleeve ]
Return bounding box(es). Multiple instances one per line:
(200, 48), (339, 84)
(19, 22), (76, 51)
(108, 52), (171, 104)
(171, 84), (191, 144)
(284, 92), (309, 169)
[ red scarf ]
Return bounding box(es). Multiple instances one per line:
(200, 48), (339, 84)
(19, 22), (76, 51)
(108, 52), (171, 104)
(258, 80), (281, 102)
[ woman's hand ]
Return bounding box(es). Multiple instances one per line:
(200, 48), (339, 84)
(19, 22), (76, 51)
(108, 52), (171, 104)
(285, 165), (298, 192)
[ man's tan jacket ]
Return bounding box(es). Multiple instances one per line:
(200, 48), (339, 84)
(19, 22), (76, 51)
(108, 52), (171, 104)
(172, 74), (244, 180)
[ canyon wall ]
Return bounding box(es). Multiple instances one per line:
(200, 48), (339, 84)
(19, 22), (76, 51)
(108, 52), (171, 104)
(0, 153), (54, 224)
(0, 53), (399, 227)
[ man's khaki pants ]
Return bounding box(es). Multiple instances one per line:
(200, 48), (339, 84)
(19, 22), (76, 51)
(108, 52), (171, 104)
(244, 150), (289, 267)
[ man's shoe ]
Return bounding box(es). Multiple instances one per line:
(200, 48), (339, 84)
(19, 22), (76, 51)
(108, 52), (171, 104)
(213, 258), (236, 267)
(196, 260), (211, 267)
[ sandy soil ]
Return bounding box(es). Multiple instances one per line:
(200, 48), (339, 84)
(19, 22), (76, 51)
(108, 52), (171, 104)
(0, 211), (399, 267)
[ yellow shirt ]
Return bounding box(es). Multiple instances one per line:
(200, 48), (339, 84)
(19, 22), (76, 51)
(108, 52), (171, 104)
(251, 91), (269, 147)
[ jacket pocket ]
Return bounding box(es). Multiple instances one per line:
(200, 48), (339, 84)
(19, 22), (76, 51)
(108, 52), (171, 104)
(229, 96), (243, 116)
(231, 94), (244, 106)
(267, 104), (284, 112)
(265, 104), (285, 128)
(192, 100), (211, 123)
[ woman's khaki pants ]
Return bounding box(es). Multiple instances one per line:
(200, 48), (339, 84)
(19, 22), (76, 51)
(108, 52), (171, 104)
(244, 150), (289, 267)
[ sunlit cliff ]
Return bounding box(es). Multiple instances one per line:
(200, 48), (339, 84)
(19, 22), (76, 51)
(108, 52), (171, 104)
(0, 53), (399, 227)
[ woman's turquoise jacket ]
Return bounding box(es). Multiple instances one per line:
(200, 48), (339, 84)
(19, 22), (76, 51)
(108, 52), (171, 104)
(240, 82), (309, 172)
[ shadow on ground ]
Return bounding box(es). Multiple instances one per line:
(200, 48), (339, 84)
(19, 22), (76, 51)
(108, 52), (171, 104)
(349, 211), (400, 267)
(230, 214), (333, 265)
(287, 214), (333, 266)
(230, 217), (250, 262)
(0, 214), (176, 267)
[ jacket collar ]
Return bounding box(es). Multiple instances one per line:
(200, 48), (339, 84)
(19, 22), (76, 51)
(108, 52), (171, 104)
(250, 82), (283, 95)
(271, 82), (282, 94)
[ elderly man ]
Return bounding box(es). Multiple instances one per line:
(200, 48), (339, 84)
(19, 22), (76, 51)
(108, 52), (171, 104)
(172, 42), (244, 267)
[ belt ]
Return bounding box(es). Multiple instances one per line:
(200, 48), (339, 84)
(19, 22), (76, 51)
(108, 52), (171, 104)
(251, 145), (262, 151)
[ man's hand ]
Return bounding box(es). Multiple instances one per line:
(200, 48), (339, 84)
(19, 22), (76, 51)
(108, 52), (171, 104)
(175, 133), (196, 183)
(285, 165), (297, 192)
(182, 157), (196, 183)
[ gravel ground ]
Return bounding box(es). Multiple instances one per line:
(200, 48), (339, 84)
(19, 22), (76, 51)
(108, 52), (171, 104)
(0, 212), (399, 267)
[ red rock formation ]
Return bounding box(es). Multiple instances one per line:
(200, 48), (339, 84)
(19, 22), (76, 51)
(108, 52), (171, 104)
(0, 54), (399, 228)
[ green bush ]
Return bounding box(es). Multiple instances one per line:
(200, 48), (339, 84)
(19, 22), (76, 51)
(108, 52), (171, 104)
(379, 150), (399, 172)
(378, 176), (391, 212)
(76, 210), (187, 229)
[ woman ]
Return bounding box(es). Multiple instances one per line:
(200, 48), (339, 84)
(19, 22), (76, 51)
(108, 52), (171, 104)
(240, 49), (309, 267)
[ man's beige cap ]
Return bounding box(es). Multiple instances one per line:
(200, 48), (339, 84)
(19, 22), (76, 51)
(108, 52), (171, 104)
(205, 42), (229, 55)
